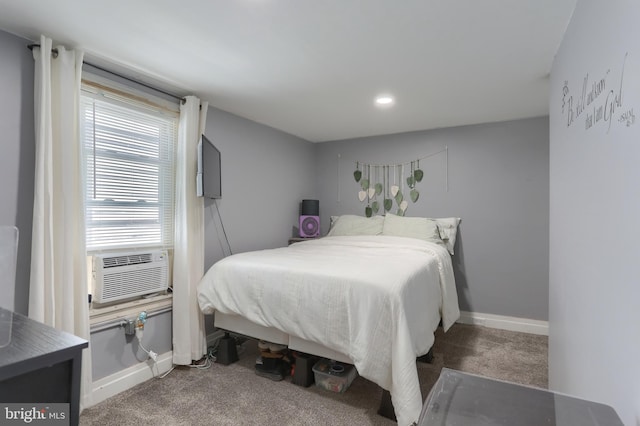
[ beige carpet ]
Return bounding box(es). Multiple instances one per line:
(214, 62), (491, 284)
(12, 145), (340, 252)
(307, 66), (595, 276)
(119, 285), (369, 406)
(80, 324), (547, 425)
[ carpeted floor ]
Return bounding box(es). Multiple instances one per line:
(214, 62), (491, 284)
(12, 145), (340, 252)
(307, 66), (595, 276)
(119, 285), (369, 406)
(80, 324), (547, 425)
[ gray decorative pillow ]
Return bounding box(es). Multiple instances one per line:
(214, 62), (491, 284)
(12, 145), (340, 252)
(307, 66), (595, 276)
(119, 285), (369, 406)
(326, 215), (384, 236)
(382, 213), (443, 245)
(431, 217), (461, 255)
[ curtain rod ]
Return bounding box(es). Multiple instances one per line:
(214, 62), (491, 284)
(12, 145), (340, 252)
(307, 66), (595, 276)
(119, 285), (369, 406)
(27, 43), (186, 104)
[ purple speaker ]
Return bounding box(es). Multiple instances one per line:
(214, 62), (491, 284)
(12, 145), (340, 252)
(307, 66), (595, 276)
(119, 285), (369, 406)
(299, 215), (320, 237)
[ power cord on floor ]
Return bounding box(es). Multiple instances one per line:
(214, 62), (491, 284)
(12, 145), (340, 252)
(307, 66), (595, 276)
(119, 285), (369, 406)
(156, 333), (248, 379)
(158, 366), (175, 379)
(187, 338), (220, 370)
(156, 343), (216, 380)
(193, 333), (248, 369)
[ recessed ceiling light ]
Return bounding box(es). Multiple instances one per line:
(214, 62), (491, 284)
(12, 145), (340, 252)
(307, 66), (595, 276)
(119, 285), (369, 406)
(375, 95), (395, 107)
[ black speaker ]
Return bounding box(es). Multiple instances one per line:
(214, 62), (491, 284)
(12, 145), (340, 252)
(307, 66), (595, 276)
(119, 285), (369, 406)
(301, 199), (319, 216)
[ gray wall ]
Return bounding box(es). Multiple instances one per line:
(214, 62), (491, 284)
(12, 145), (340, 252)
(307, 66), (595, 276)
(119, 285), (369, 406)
(0, 30), (35, 315)
(549, 1), (640, 424)
(316, 117), (549, 321)
(90, 311), (172, 380)
(203, 107), (317, 268)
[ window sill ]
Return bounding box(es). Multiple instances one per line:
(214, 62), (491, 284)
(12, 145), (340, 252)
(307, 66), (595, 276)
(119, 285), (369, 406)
(89, 293), (173, 327)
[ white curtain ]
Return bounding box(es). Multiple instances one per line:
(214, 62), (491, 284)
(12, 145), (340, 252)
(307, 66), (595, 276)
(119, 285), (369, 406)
(172, 96), (208, 364)
(29, 35), (92, 408)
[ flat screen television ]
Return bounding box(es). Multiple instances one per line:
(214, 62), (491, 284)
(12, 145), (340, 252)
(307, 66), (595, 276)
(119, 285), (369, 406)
(196, 134), (222, 199)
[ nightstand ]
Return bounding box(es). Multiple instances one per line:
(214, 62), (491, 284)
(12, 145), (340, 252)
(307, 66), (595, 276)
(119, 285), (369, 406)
(288, 237), (318, 245)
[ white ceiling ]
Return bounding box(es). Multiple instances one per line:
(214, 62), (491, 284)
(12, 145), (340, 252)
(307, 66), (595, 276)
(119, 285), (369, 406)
(0, 0), (576, 142)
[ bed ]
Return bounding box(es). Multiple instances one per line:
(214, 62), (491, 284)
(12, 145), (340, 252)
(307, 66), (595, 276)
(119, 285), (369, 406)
(197, 214), (460, 426)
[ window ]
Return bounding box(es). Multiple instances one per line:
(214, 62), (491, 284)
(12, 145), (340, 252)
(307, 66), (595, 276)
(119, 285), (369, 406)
(81, 83), (179, 251)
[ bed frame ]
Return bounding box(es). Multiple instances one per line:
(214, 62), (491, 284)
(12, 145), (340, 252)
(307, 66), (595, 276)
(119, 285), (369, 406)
(215, 311), (352, 363)
(213, 311), (434, 422)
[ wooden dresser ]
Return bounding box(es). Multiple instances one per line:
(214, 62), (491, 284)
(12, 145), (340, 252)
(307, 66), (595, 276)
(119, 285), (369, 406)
(0, 308), (88, 425)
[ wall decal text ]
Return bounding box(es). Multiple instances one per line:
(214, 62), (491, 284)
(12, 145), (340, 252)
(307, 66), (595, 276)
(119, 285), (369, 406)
(562, 52), (634, 133)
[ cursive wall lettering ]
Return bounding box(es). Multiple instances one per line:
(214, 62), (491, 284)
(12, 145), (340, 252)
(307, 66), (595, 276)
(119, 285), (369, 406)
(562, 52), (634, 133)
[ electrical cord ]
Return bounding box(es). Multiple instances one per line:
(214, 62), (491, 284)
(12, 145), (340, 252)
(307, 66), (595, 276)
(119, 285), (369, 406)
(135, 328), (159, 378)
(135, 329), (157, 359)
(138, 340), (156, 359)
(188, 341), (218, 370)
(188, 333), (247, 370)
(155, 338), (219, 379)
(158, 366), (175, 379)
(210, 199), (233, 257)
(157, 333), (248, 378)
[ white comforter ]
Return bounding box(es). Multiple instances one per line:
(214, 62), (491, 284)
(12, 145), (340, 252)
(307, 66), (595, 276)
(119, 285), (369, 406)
(197, 235), (460, 426)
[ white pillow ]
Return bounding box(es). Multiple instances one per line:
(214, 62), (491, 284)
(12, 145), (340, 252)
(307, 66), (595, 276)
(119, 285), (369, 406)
(326, 215), (384, 236)
(431, 217), (461, 255)
(329, 215), (340, 230)
(382, 213), (443, 244)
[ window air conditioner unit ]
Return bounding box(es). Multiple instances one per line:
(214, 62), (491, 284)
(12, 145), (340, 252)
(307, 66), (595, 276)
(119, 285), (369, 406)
(92, 250), (169, 304)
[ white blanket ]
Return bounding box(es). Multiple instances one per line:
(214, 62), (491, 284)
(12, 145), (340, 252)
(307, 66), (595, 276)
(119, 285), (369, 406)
(197, 235), (460, 426)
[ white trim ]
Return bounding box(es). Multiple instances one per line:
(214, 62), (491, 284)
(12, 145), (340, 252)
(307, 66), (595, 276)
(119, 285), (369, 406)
(89, 293), (173, 326)
(457, 311), (548, 336)
(89, 350), (174, 407)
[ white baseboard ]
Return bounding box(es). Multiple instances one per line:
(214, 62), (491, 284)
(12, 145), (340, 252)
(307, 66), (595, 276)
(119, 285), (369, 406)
(457, 311), (548, 336)
(90, 350), (174, 407)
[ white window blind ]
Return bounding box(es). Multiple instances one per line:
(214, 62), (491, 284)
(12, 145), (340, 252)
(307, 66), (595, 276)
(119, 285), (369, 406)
(81, 87), (178, 251)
